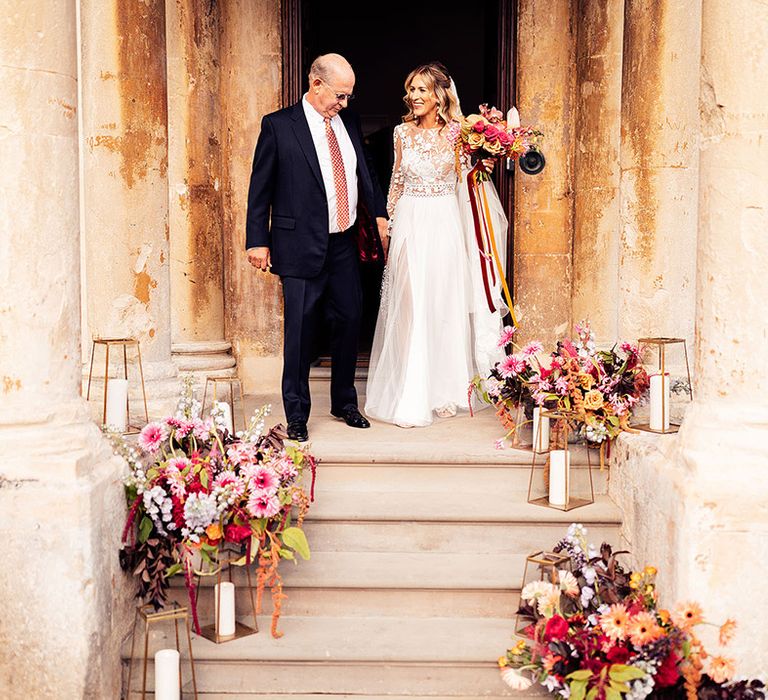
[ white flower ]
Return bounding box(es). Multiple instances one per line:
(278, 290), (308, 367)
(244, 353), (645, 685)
(580, 585), (595, 608)
(558, 569), (580, 597)
(583, 566), (597, 585)
(521, 580), (558, 603)
(500, 667), (533, 690)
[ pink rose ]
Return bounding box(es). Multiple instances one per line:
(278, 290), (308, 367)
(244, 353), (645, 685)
(472, 121), (486, 133)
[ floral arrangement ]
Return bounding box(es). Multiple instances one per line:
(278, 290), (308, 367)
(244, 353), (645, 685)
(475, 323), (650, 446)
(112, 376), (316, 638)
(500, 524), (765, 699)
(450, 104), (542, 166)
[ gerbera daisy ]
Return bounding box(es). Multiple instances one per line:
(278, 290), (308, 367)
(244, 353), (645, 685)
(246, 490), (281, 519)
(558, 570), (580, 598)
(537, 586), (561, 618)
(500, 667), (533, 690)
(707, 656), (736, 684)
(521, 341), (543, 358)
(498, 354), (526, 378)
(600, 603), (630, 642)
(138, 422), (167, 453)
(719, 618), (737, 646)
(671, 601), (704, 630)
(627, 611), (664, 647)
(497, 325), (517, 348)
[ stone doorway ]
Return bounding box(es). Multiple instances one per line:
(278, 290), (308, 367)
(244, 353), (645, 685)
(284, 0), (516, 359)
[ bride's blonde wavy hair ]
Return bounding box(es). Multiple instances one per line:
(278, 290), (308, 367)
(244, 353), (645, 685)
(402, 62), (462, 128)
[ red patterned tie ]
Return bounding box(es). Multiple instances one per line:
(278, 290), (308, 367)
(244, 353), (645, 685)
(324, 118), (350, 231)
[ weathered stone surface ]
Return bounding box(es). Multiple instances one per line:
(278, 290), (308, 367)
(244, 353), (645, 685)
(571, 0), (624, 342)
(221, 0), (284, 393)
(0, 3), (131, 697)
(618, 0), (700, 350)
(515, 0), (576, 346)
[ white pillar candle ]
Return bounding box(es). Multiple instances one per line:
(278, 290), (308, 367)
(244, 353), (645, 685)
(154, 648), (180, 700)
(215, 581), (236, 637)
(506, 106), (521, 128)
(533, 407), (550, 452)
(104, 378), (128, 431)
(649, 373), (671, 431)
(220, 402), (234, 434)
(549, 450), (569, 507)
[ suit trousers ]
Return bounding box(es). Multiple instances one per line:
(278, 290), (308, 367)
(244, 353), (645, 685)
(280, 227), (362, 424)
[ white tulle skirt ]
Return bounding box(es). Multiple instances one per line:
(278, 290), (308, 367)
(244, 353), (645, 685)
(365, 190), (505, 427)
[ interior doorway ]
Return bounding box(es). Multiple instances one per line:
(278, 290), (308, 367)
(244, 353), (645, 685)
(283, 0), (515, 356)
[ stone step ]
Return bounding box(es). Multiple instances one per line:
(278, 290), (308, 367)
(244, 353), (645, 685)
(306, 491), (620, 523)
(125, 615), (541, 697)
(315, 461), (609, 494)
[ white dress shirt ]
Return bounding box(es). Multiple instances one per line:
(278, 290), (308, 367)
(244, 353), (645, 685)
(302, 94), (358, 232)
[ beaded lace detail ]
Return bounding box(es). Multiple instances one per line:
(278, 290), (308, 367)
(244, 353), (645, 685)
(386, 123), (467, 223)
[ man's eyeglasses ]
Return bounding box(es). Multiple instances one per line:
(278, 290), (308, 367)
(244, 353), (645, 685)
(320, 79), (355, 102)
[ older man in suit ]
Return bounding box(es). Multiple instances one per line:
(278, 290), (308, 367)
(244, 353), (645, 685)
(246, 53), (388, 442)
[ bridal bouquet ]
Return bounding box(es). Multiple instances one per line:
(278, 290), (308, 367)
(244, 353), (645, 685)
(449, 103), (542, 171)
(112, 376), (316, 638)
(501, 524), (765, 699)
(476, 323), (649, 445)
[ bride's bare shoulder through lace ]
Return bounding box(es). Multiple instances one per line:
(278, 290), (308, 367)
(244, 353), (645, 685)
(386, 121), (460, 224)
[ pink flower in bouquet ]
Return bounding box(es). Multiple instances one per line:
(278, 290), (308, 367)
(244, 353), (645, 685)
(521, 341), (543, 358)
(138, 422), (167, 453)
(227, 442), (257, 466)
(472, 120), (486, 133)
(165, 459), (189, 498)
(174, 420), (195, 439)
(497, 325), (517, 348)
(543, 615), (569, 642)
(484, 124), (500, 140)
(555, 376), (569, 396)
(498, 354), (526, 378)
(249, 466), (279, 494)
(192, 417), (213, 441)
(274, 455), (299, 483)
(480, 104), (504, 122)
(247, 490), (281, 519)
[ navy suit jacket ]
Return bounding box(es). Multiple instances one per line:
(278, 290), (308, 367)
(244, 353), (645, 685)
(245, 102), (388, 278)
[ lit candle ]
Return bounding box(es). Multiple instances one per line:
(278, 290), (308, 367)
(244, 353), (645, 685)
(105, 378), (128, 431)
(215, 581), (236, 637)
(549, 450), (569, 506)
(506, 106), (520, 128)
(154, 649), (180, 700)
(649, 373), (670, 431)
(533, 407), (550, 452)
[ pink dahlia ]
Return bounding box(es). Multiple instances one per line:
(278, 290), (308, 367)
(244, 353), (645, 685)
(498, 354), (526, 378)
(138, 422), (167, 453)
(497, 325), (517, 348)
(174, 420), (195, 439)
(249, 466), (279, 493)
(247, 490), (281, 519)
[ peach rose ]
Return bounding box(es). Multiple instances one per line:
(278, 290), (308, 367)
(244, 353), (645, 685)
(583, 390), (604, 410)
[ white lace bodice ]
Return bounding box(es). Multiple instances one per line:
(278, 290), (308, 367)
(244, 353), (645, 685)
(386, 122), (468, 221)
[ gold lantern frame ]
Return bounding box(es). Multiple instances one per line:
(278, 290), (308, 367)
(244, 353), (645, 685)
(201, 376), (246, 434)
(125, 602), (198, 699)
(527, 410), (595, 511)
(634, 336), (693, 435)
(514, 550), (572, 636)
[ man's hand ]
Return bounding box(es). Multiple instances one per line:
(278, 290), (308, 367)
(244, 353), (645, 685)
(376, 217), (390, 263)
(247, 246), (271, 272)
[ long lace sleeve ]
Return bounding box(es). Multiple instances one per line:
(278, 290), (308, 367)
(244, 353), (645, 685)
(386, 127), (405, 227)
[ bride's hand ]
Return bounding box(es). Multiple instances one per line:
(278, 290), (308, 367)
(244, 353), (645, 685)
(481, 158), (496, 173)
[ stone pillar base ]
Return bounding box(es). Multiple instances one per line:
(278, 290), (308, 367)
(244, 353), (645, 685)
(171, 340), (237, 382)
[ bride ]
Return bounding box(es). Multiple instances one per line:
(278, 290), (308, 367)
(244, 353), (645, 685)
(365, 62), (508, 428)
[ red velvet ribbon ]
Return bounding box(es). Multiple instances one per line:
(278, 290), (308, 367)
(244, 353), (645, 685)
(466, 165), (496, 313)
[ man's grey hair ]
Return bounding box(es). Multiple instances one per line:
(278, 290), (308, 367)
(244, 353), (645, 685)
(309, 53), (353, 83)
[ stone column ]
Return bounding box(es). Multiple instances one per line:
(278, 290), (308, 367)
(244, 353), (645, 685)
(514, 0), (577, 346)
(221, 0), (284, 393)
(674, 0), (768, 673)
(618, 0), (700, 348)
(0, 2), (130, 696)
(571, 0), (624, 343)
(166, 0), (236, 380)
(80, 0), (178, 411)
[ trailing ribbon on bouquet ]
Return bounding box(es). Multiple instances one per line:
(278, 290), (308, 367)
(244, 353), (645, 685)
(466, 162), (518, 326)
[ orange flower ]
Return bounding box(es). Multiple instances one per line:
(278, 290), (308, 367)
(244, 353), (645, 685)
(583, 389), (604, 410)
(708, 656), (736, 684)
(672, 601), (704, 630)
(628, 611), (664, 647)
(206, 522), (223, 541)
(719, 618), (737, 646)
(658, 608), (671, 625)
(600, 603), (630, 642)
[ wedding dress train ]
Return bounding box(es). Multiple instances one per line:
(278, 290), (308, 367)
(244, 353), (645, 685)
(365, 121), (507, 427)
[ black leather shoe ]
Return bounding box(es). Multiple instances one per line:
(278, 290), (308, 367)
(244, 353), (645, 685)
(331, 406), (371, 429)
(286, 420), (309, 442)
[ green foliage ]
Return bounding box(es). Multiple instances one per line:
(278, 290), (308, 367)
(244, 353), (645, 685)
(281, 526), (311, 560)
